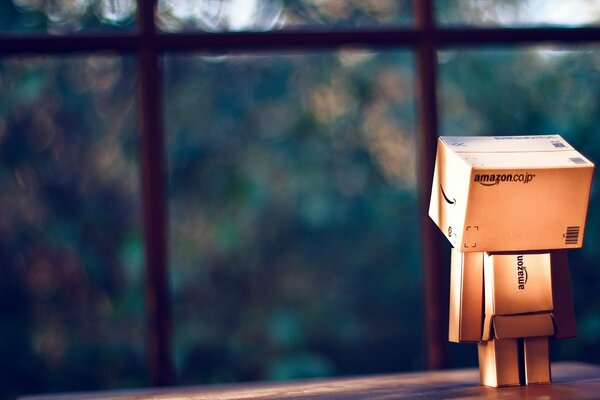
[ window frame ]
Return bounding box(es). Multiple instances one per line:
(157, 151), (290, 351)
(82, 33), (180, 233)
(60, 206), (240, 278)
(2, 0), (600, 387)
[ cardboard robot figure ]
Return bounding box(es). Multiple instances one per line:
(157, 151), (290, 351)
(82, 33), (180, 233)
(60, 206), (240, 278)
(429, 135), (594, 387)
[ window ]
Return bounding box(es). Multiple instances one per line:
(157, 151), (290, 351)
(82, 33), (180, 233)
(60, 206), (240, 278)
(0, 55), (145, 394)
(165, 51), (420, 382)
(0, 0), (136, 33)
(156, 1), (413, 31)
(1, 0), (599, 398)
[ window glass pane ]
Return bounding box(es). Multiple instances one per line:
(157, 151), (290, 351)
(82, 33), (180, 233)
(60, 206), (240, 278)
(439, 47), (600, 365)
(0, 56), (144, 398)
(0, 0), (136, 34)
(165, 51), (421, 383)
(436, 0), (600, 27)
(157, 1), (412, 32)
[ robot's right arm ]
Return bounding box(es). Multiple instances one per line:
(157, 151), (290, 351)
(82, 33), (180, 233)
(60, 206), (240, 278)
(449, 249), (484, 342)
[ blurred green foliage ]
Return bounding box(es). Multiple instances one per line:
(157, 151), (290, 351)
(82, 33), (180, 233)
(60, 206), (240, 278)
(0, 56), (145, 399)
(2, 0), (600, 399)
(165, 51), (422, 384)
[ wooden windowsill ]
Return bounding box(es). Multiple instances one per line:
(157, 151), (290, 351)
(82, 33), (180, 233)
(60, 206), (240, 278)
(20, 362), (600, 399)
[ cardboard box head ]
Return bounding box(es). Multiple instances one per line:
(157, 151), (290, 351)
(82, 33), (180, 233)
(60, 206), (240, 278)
(429, 135), (594, 252)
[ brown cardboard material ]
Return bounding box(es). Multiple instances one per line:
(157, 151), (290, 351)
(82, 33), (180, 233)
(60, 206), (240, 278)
(481, 252), (555, 342)
(492, 313), (555, 339)
(524, 337), (551, 385)
(448, 250), (574, 345)
(478, 339), (520, 387)
(449, 249), (484, 342)
(484, 252), (553, 316)
(478, 337), (551, 387)
(429, 135), (594, 252)
(482, 314), (493, 341)
(550, 250), (577, 339)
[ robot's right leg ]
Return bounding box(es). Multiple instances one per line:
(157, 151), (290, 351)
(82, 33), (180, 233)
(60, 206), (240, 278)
(477, 338), (520, 387)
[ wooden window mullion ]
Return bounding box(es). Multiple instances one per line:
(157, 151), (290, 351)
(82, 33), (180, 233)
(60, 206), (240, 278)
(137, 0), (174, 386)
(413, 0), (448, 370)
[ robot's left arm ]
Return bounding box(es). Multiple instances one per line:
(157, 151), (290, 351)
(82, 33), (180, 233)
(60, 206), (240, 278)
(550, 250), (577, 339)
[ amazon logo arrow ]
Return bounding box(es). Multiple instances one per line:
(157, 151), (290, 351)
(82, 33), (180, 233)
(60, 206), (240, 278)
(478, 180), (499, 187)
(440, 185), (456, 205)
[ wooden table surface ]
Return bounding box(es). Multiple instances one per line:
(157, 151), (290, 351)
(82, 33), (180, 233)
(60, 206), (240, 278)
(21, 362), (600, 400)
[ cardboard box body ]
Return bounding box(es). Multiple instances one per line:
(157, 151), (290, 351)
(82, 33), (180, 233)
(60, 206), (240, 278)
(483, 252), (553, 340)
(484, 252), (553, 316)
(449, 250), (576, 342)
(429, 135), (594, 252)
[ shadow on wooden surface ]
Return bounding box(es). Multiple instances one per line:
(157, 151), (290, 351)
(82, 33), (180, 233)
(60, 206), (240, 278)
(20, 362), (600, 400)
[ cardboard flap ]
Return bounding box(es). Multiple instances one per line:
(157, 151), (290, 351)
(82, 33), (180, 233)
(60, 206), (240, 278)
(493, 313), (555, 339)
(440, 135), (575, 154)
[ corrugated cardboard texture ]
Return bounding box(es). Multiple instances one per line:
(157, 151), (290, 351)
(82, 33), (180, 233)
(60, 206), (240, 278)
(493, 313), (555, 339)
(449, 250), (484, 342)
(478, 337), (552, 387)
(550, 250), (577, 339)
(429, 135), (594, 252)
(484, 253), (553, 316)
(478, 339), (520, 387)
(480, 251), (574, 342)
(482, 314), (493, 341)
(429, 138), (473, 248)
(524, 337), (551, 384)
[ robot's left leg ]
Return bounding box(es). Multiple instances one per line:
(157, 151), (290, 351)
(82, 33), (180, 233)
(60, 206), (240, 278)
(524, 337), (551, 385)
